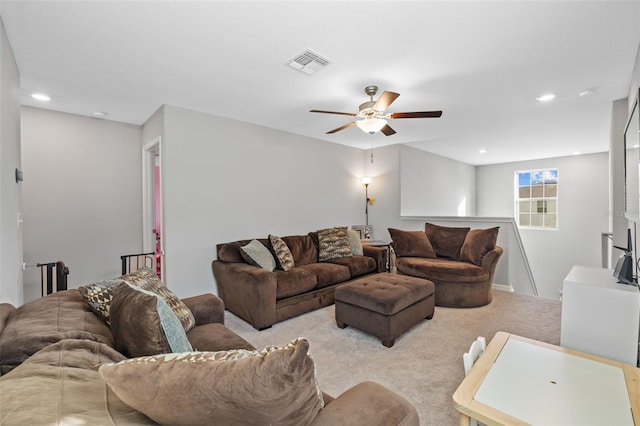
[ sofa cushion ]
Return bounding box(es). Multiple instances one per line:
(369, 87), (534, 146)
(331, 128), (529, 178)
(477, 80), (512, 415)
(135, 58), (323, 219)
(270, 234), (295, 271)
(396, 257), (489, 283)
(388, 228), (436, 258)
(216, 239), (252, 263)
(109, 283), (193, 358)
(240, 239), (276, 271)
(327, 255), (377, 278)
(281, 234), (318, 266)
(425, 223), (470, 260)
(347, 229), (364, 256)
(98, 338), (324, 426)
(0, 339), (153, 425)
(299, 262), (351, 289)
(77, 278), (123, 325)
(460, 227), (500, 266)
(0, 290), (114, 374)
(317, 227), (353, 261)
(275, 268), (318, 299)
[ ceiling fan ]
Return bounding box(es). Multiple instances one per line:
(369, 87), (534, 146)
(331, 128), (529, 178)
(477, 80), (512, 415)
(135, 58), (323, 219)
(310, 85), (442, 136)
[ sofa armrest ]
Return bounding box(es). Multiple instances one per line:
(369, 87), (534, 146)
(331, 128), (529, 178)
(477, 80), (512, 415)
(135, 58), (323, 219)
(0, 303), (16, 335)
(311, 382), (419, 426)
(363, 246), (386, 273)
(480, 246), (503, 272)
(181, 294), (225, 326)
(212, 261), (278, 330)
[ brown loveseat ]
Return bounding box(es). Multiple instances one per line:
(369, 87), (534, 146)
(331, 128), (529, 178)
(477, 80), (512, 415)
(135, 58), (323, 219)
(389, 223), (503, 308)
(0, 288), (419, 425)
(212, 230), (386, 330)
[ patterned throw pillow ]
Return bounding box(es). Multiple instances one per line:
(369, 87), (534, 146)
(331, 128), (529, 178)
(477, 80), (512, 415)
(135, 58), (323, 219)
(78, 279), (124, 325)
(109, 282), (193, 357)
(98, 338), (324, 426)
(269, 234), (295, 271)
(317, 227), (352, 261)
(78, 267), (195, 332)
(240, 239), (276, 271)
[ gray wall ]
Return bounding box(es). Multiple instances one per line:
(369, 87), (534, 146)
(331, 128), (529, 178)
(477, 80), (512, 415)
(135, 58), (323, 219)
(0, 17), (22, 305)
(476, 153), (609, 299)
(146, 105), (367, 298)
(20, 107), (143, 301)
(400, 146), (476, 217)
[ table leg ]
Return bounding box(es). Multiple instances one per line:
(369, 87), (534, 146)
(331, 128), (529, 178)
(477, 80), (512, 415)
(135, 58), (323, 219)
(458, 413), (471, 426)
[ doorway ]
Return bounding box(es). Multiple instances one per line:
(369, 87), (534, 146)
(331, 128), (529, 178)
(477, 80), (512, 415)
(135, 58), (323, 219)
(142, 137), (163, 278)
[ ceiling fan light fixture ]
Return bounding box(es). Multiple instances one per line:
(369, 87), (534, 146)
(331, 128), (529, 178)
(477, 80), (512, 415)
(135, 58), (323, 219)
(356, 118), (387, 134)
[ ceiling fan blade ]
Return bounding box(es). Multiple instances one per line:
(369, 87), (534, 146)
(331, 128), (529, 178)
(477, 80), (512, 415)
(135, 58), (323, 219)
(326, 122), (357, 134)
(380, 124), (396, 136)
(373, 91), (400, 112)
(310, 109), (357, 117)
(389, 111), (443, 119)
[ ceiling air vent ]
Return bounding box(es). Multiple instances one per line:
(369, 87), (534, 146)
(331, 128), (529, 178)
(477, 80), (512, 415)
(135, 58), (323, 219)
(286, 49), (331, 75)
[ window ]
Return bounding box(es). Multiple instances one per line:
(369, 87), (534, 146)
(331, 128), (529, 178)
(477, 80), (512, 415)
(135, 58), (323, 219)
(515, 169), (558, 229)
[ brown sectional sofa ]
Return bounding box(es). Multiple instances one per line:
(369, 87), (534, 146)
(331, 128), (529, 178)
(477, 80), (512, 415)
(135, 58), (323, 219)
(0, 289), (419, 425)
(389, 223), (503, 308)
(212, 232), (386, 330)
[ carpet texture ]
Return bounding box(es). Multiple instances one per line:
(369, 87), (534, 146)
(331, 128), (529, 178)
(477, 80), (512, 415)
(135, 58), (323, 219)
(225, 289), (561, 425)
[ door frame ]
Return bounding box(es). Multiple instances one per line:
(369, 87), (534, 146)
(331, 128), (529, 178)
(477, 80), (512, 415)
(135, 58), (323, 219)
(142, 137), (163, 274)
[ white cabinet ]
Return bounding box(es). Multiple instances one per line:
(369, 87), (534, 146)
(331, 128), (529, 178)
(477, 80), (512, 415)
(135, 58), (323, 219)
(561, 265), (640, 366)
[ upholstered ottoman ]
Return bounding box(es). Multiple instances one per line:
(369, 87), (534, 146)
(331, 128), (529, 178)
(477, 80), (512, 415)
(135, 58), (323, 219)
(334, 273), (435, 347)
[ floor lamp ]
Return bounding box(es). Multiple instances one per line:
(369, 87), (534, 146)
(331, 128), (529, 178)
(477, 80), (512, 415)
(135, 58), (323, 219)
(362, 177), (375, 240)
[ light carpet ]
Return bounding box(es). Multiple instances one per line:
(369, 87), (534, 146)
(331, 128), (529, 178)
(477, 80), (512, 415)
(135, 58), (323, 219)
(224, 288), (562, 426)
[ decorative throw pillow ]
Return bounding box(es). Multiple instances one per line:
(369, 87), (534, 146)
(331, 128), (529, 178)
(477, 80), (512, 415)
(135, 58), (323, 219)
(347, 229), (364, 256)
(269, 234), (295, 271)
(78, 267), (162, 325)
(109, 282), (193, 358)
(460, 227), (500, 266)
(317, 227), (352, 261)
(120, 267), (195, 332)
(424, 223), (470, 260)
(98, 338), (324, 426)
(78, 278), (122, 325)
(388, 228), (436, 258)
(78, 267), (195, 332)
(240, 239), (276, 271)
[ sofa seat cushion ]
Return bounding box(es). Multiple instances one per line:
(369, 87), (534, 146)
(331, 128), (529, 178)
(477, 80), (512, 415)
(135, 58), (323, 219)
(299, 263), (351, 289)
(0, 338), (153, 425)
(275, 268), (318, 299)
(187, 323), (255, 352)
(396, 257), (489, 283)
(327, 255), (377, 278)
(0, 290), (114, 374)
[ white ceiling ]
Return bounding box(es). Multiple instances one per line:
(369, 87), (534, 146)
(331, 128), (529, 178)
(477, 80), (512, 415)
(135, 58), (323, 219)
(1, 1), (639, 165)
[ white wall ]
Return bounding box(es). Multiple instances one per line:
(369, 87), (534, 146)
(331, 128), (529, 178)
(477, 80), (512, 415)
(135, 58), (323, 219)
(155, 105), (367, 298)
(400, 145), (476, 217)
(476, 153), (609, 299)
(0, 17), (23, 305)
(21, 107), (143, 301)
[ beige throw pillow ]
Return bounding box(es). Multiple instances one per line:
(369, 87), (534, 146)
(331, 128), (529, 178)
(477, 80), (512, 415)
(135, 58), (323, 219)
(99, 338), (324, 426)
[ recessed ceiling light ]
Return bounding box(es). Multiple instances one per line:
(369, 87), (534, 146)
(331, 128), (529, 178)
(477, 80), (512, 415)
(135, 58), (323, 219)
(572, 151), (581, 155)
(536, 93), (555, 102)
(478, 149), (487, 154)
(31, 93), (51, 102)
(92, 112), (108, 118)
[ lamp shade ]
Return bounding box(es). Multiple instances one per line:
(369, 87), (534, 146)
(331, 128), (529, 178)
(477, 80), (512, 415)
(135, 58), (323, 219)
(356, 118), (387, 134)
